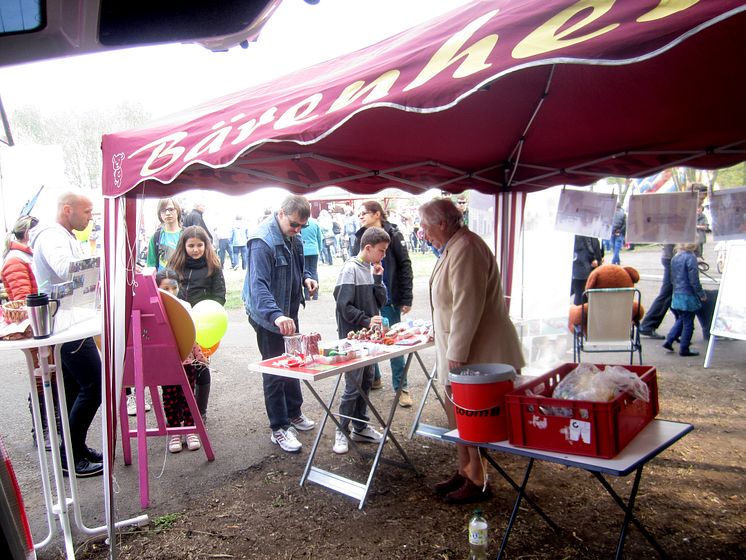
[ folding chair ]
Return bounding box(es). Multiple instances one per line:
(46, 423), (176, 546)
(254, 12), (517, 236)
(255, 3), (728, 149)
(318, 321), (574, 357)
(573, 288), (642, 365)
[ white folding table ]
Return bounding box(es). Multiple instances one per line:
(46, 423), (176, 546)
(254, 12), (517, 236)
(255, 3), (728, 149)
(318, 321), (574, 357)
(249, 339), (435, 509)
(443, 419), (693, 559)
(0, 317), (148, 559)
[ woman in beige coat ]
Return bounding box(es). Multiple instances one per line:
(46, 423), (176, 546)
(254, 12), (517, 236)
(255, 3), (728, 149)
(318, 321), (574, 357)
(420, 198), (524, 504)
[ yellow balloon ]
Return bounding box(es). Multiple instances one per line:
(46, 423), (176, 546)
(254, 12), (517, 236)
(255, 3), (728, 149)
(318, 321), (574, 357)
(191, 300), (228, 348)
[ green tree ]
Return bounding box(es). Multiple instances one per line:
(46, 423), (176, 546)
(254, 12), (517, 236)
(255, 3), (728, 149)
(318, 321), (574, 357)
(10, 102), (151, 190)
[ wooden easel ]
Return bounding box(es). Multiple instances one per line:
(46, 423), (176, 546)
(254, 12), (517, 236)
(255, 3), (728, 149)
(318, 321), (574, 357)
(120, 273), (214, 508)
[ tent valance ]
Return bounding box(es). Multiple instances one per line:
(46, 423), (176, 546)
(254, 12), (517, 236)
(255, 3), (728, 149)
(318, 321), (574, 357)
(102, 0), (746, 199)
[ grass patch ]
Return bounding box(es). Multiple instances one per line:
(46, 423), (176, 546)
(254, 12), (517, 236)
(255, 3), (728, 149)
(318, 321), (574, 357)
(152, 512), (182, 531)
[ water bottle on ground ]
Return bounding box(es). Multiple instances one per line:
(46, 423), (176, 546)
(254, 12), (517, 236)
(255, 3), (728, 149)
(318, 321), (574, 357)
(468, 509), (488, 559)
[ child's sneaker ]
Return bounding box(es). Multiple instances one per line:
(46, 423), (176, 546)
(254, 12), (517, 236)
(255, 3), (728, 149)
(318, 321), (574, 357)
(333, 430), (349, 454)
(270, 428), (302, 453)
(351, 426), (383, 443)
(126, 394), (137, 416)
(290, 413), (316, 431)
(186, 434), (201, 451)
(168, 435), (183, 453)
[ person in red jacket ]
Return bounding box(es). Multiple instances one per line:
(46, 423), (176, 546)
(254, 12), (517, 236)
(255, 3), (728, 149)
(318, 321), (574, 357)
(2, 215), (39, 300)
(2, 215), (61, 450)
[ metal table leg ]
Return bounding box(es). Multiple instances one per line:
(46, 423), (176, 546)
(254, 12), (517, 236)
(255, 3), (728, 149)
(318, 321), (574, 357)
(498, 458), (535, 560)
(592, 468), (669, 560)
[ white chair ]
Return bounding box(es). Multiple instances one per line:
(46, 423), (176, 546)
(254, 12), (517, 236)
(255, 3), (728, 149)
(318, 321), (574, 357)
(573, 288), (642, 365)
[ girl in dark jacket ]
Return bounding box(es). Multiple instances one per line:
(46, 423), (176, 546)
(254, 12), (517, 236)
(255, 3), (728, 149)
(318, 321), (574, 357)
(352, 201), (414, 405)
(168, 226), (226, 428)
(663, 243), (706, 357)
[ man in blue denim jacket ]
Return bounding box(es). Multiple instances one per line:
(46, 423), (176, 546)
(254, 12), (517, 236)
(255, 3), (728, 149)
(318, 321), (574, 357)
(242, 195), (319, 453)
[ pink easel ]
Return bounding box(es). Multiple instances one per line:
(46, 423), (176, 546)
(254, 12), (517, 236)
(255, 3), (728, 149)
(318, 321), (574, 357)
(120, 273), (214, 508)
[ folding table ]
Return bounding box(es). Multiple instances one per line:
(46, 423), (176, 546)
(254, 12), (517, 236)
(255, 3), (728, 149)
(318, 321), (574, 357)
(443, 419), (693, 560)
(249, 339), (434, 509)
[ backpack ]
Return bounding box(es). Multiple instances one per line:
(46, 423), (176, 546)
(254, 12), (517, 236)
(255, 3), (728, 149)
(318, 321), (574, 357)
(332, 221), (341, 235)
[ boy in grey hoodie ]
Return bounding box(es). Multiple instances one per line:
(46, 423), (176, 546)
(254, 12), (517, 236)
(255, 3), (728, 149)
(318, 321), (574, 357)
(331, 227), (389, 454)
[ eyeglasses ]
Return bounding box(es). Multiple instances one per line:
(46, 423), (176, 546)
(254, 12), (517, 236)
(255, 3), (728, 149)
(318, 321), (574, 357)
(161, 207), (177, 214)
(457, 201), (467, 205)
(289, 220), (307, 229)
(358, 211), (372, 217)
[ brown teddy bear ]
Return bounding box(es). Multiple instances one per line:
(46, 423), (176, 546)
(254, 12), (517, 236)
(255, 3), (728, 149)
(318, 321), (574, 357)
(568, 264), (646, 332)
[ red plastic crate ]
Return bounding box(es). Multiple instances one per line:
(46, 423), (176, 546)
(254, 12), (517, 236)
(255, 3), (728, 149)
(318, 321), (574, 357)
(506, 363), (659, 459)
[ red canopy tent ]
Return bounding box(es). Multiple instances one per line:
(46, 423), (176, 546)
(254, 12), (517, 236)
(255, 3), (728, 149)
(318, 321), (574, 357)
(99, 0), (746, 527)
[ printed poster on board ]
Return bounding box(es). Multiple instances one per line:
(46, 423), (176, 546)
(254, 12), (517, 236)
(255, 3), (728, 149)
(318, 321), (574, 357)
(554, 189), (617, 238)
(710, 187), (746, 241)
(626, 192), (697, 243)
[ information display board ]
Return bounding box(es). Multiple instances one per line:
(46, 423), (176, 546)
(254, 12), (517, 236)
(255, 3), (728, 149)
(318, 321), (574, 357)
(704, 242), (746, 368)
(626, 191), (697, 243)
(555, 189), (617, 238)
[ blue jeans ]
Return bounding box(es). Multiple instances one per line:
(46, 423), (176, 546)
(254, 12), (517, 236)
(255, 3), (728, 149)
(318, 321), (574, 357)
(251, 320), (304, 430)
(612, 234), (625, 265)
(666, 310), (695, 353)
(373, 304), (407, 390)
(338, 365), (374, 432)
(232, 245), (248, 269)
(303, 255), (319, 300)
(218, 238), (232, 267)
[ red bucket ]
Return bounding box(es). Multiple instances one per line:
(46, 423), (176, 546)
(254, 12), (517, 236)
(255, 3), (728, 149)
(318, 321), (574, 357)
(449, 364), (516, 443)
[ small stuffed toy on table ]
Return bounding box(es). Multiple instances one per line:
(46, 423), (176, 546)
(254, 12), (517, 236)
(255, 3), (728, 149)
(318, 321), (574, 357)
(568, 264), (646, 332)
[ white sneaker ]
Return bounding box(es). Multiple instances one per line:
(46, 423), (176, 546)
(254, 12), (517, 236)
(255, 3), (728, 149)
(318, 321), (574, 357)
(333, 430), (349, 454)
(290, 413), (316, 431)
(126, 391), (152, 415)
(168, 435), (183, 453)
(270, 428), (302, 453)
(185, 434), (201, 451)
(351, 426), (383, 443)
(126, 394), (137, 416)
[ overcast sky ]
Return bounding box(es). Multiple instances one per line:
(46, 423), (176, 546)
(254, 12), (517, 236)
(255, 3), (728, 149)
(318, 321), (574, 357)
(0, 0), (470, 119)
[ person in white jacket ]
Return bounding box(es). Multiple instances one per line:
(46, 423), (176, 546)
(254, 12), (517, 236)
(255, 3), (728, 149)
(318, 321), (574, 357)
(29, 191), (103, 478)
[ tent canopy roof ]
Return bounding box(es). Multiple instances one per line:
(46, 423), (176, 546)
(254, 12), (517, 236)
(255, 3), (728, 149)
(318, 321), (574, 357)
(102, 0), (746, 199)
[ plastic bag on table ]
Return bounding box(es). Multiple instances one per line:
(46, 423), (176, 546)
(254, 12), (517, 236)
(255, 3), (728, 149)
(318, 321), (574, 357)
(552, 363), (649, 403)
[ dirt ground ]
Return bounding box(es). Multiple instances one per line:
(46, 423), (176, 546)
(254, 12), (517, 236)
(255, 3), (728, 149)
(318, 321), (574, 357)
(4, 244), (745, 559)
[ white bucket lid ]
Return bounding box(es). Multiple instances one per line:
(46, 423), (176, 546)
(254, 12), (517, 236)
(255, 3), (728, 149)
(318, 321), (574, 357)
(448, 363), (516, 384)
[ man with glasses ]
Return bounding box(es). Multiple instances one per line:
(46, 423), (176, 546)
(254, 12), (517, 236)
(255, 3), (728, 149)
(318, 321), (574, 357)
(242, 195), (318, 453)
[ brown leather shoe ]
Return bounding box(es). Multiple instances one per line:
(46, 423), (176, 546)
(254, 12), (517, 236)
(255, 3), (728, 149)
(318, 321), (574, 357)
(434, 472), (466, 496)
(443, 477), (493, 504)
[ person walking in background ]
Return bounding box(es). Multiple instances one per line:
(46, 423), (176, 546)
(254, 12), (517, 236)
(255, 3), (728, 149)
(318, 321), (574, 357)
(317, 209), (335, 265)
(30, 192), (103, 477)
(419, 198), (524, 504)
(155, 269), (207, 453)
(663, 243), (707, 357)
(570, 235), (603, 305)
(300, 217), (323, 301)
(146, 198), (183, 271)
(611, 203), (626, 265)
(168, 226), (226, 430)
(242, 195), (318, 453)
(331, 227), (390, 454)
(353, 200), (414, 406)
(230, 215), (249, 270)
(639, 243), (675, 339)
(182, 200), (214, 244)
(214, 224), (233, 269)
(695, 204), (709, 259)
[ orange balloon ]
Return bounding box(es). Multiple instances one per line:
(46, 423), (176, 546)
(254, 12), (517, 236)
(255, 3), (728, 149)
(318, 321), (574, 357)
(200, 341), (220, 358)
